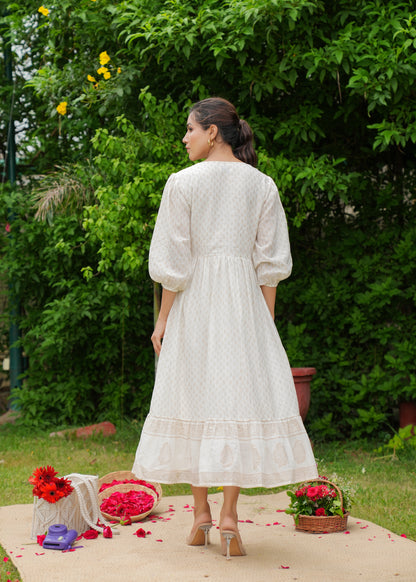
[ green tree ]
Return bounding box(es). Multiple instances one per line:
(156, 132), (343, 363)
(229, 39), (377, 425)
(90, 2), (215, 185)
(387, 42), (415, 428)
(1, 0), (415, 436)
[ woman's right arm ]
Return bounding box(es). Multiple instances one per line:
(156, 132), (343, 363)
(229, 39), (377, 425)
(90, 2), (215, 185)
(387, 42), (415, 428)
(151, 288), (177, 356)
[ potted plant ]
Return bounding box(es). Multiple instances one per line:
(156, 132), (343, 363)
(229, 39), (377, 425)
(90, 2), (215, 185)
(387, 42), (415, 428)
(385, 341), (416, 428)
(291, 367), (316, 421)
(285, 476), (353, 533)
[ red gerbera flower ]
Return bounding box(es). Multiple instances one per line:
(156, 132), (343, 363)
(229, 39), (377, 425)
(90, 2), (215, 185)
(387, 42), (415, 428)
(54, 477), (74, 498)
(29, 466), (58, 487)
(41, 482), (64, 503)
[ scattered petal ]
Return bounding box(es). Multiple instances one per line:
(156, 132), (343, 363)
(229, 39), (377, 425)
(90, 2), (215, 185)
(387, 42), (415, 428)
(81, 529), (99, 540)
(280, 565), (290, 569)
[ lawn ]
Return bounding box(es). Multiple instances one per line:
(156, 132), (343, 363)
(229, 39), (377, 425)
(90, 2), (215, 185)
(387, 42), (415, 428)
(1, 420), (415, 581)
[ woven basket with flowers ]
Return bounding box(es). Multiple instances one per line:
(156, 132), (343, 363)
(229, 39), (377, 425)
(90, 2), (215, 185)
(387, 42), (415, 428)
(285, 476), (353, 533)
(98, 471), (162, 523)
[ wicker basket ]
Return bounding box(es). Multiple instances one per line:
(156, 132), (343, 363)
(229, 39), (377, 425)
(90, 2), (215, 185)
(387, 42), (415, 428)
(293, 478), (349, 533)
(99, 483), (158, 523)
(98, 470), (163, 501)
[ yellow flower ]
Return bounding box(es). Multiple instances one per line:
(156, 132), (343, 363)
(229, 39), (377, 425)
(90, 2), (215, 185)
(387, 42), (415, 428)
(117, 67), (121, 74)
(87, 75), (96, 83)
(97, 66), (108, 75)
(103, 71), (111, 80)
(38, 6), (49, 16)
(56, 101), (67, 116)
(99, 51), (111, 66)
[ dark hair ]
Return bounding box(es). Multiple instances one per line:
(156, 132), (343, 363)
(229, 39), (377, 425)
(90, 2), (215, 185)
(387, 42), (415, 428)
(189, 97), (257, 167)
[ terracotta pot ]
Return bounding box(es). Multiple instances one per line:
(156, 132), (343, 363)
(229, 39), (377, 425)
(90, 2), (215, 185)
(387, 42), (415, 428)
(291, 367), (317, 421)
(399, 401), (416, 429)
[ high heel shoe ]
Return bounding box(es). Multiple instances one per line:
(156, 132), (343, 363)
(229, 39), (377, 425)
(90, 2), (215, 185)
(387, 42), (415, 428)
(220, 526), (246, 560)
(186, 522), (212, 549)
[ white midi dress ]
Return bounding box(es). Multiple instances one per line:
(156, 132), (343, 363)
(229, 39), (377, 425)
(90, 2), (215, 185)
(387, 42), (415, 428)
(132, 161), (317, 488)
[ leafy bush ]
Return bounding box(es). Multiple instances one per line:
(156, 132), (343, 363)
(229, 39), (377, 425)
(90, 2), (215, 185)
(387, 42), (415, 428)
(1, 116), (184, 427)
(1, 1), (416, 436)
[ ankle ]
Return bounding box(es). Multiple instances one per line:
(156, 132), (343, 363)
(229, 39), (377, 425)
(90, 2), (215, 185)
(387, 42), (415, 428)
(193, 502), (211, 522)
(220, 511), (238, 529)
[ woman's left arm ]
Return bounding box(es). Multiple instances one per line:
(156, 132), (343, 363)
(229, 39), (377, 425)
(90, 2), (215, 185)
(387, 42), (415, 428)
(260, 285), (276, 319)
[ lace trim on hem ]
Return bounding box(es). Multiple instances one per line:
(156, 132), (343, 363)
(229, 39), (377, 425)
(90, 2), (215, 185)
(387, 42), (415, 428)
(143, 415), (306, 440)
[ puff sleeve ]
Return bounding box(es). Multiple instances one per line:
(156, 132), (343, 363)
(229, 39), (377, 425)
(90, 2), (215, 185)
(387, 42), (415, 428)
(252, 181), (292, 286)
(149, 174), (192, 292)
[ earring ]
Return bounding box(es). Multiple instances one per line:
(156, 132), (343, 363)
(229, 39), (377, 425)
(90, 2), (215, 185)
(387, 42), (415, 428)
(208, 139), (214, 148)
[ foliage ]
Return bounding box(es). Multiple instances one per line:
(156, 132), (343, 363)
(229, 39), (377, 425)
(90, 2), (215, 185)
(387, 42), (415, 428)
(1, 115), (183, 426)
(0, 1), (416, 435)
(375, 425), (416, 455)
(286, 475), (354, 522)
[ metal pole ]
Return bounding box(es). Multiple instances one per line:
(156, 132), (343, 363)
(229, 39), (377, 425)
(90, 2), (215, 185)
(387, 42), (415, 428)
(3, 12), (22, 407)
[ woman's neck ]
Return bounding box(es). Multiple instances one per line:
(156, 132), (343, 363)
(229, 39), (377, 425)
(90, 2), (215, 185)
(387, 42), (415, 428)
(205, 143), (242, 163)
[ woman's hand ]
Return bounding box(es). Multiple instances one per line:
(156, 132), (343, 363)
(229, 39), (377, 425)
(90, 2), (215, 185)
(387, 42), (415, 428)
(151, 317), (167, 356)
(151, 288), (177, 356)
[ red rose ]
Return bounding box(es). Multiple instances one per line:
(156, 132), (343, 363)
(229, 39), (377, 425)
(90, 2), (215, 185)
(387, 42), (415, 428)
(134, 528), (146, 538)
(103, 526), (113, 538)
(82, 529), (99, 539)
(315, 508), (326, 516)
(306, 486), (319, 499)
(37, 535), (46, 546)
(295, 486), (307, 497)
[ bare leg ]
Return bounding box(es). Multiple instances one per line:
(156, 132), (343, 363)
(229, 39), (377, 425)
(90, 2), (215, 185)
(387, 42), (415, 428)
(220, 486), (240, 529)
(187, 486), (212, 546)
(191, 486), (211, 523)
(220, 486), (246, 558)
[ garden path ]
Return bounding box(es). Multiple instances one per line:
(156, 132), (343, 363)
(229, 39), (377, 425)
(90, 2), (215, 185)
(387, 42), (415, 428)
(0, 492), (415, 581)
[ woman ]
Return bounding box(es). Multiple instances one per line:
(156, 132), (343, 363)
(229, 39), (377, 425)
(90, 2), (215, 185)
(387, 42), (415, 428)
(132, 97), (318, 559)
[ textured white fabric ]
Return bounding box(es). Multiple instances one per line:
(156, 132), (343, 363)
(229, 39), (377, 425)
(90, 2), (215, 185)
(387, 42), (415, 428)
(133, 161), (317, 487)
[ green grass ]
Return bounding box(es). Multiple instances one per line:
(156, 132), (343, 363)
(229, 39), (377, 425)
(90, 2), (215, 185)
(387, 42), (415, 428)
(0, 421), (415, 582)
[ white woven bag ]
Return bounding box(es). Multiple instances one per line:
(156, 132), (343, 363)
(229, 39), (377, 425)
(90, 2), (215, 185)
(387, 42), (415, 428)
(31, 473), (107, 540)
